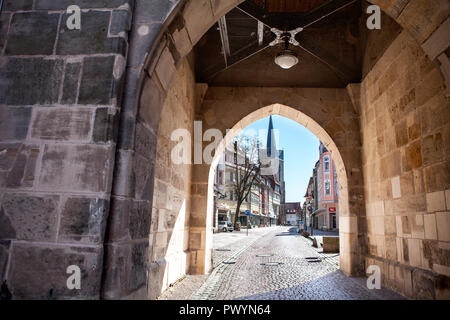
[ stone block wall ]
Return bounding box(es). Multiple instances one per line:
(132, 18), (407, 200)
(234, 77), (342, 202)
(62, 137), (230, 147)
(0, 0), (133, 299)
(101, 0), (182, 300)
(146, 57), (196, 299)
(360, 29), (450, 299)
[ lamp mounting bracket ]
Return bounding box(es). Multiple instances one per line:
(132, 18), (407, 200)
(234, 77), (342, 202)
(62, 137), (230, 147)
(269, 27), (303, 48)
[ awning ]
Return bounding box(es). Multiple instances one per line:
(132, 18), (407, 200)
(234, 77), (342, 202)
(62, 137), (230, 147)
(216, 204), (229, 211)
(312, 208), (326, 216)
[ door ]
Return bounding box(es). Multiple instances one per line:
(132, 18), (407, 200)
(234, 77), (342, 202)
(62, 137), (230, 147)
(331, 213), (336, 229)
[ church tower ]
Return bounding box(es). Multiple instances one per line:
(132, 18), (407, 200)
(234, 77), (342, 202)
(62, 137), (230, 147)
(267, 115), (276, 158)
(265, 116), (286, 224)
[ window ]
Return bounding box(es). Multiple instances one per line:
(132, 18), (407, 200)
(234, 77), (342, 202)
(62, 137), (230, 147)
(334, 179), (338, 197)
(324, 156), (330, 172)
(325, 180), (331, 195)
(230, 191), (233, 201)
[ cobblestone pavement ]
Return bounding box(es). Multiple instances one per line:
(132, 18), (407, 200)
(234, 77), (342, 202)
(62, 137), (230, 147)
(158, 274), (209, 300)
(160, 227), (404, 300)
(212, 226), (280, 268)
(200, 227), (404, 300)
(159, 226), (277, 300)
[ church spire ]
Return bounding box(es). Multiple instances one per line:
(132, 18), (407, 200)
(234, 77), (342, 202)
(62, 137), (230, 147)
(267, 115), (277, 157)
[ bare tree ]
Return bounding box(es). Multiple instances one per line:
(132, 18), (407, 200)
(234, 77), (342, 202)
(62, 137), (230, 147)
(230, 136), (261, 230)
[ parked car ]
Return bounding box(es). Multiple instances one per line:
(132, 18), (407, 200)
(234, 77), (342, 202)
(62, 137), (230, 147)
(218, 221), (234, 232)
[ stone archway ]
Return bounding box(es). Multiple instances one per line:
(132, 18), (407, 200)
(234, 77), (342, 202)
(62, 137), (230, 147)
(104, 0), (449, 299)
(202, 103), (355, 275)
(188, 89), (365, 279)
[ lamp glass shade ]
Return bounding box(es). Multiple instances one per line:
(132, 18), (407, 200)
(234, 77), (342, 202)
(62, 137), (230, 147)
(275, 50), (299, 69)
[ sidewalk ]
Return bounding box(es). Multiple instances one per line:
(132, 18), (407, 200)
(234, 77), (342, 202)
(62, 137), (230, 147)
(303, 228), (339, 236)
(299, 234), (340, 268)
(295, 228), (340, 267)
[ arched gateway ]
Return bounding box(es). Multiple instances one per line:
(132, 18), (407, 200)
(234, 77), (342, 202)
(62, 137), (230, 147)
(194, 95), (364, 276)
(202, 102), (360, 275)
(0, 0), (448, 300)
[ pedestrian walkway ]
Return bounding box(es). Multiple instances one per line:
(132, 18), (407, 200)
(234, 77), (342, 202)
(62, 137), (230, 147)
(159, 227), (404, 300)
(158, 226), (278, 300)
(213, 226), (281, 268)
(211, 227), (403, 300)
(191, 226), (282, 299)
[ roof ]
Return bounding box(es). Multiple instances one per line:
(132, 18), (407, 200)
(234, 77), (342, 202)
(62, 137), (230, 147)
(285, 202), (300, 211)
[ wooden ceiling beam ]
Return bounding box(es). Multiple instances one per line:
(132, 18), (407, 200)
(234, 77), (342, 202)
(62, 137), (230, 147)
(200, 30), (275, 81)
(218, 16), (231, 66)
(301, 0), (358, 29)
(238, 0), (357, 30)
(258, 21), (264, 46)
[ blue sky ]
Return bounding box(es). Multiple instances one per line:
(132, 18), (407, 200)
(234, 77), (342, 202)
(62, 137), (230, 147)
(239, 115), (320, 204)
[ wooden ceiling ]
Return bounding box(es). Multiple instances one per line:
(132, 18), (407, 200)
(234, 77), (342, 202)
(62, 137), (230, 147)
(252, 0), (328, 13)
(194, 0), (401, 88)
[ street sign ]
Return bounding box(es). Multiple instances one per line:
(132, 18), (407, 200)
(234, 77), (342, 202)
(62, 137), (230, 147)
(300, 221), (303, 225)
(329, 207), (336, 213)
(245, 210), (251, 216)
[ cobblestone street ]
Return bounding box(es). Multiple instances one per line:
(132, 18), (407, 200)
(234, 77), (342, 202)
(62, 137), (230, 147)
(160, 227), (405, 300)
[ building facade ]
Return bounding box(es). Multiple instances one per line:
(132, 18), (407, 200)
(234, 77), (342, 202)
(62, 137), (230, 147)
(304, 142), (339, 231)
(302, 176), (315, 230)
(285, 202), (301, 226)
(213, 116), (284, 230)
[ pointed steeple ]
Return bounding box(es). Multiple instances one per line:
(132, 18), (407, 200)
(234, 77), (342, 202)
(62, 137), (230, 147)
(267, 116), (277, 157)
